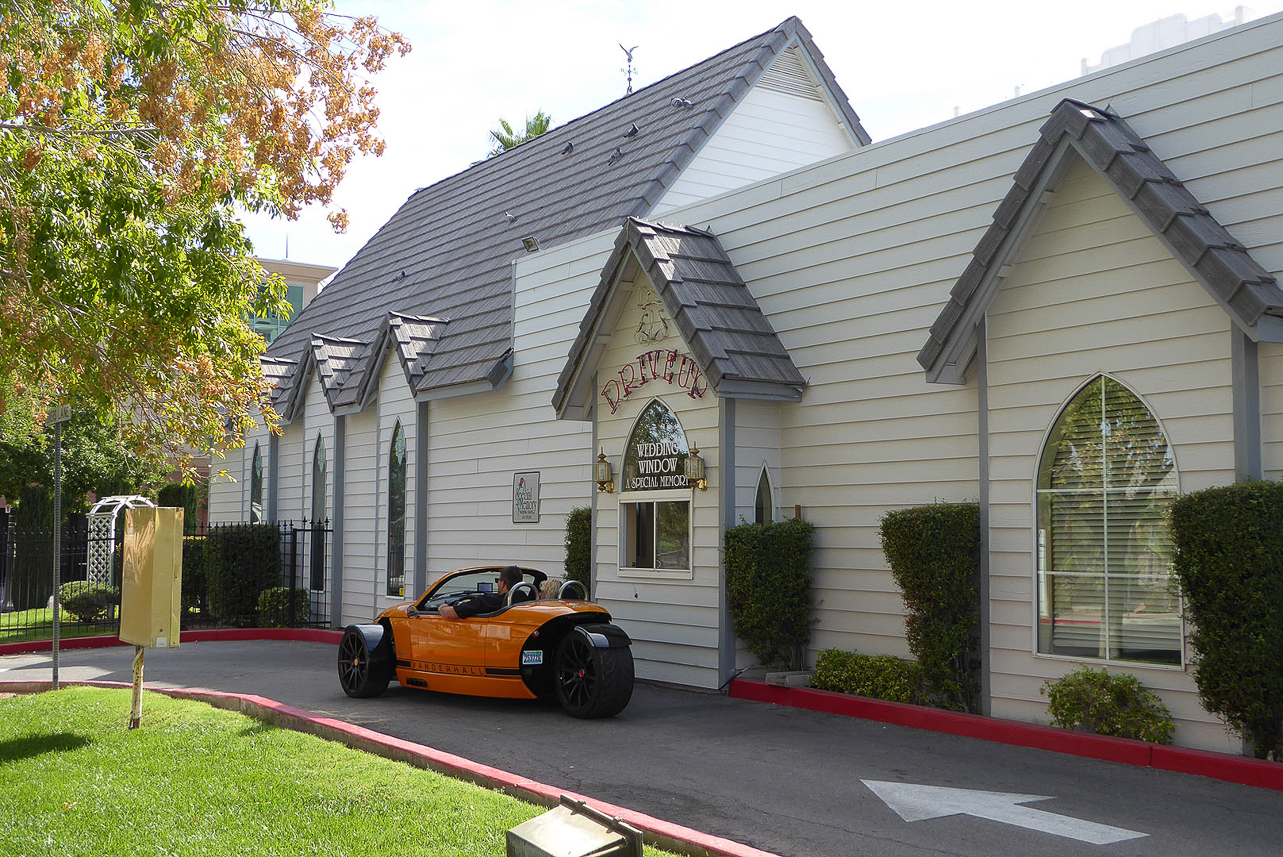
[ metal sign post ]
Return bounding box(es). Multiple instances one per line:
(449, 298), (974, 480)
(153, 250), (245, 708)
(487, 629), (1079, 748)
(50, 404), (71, 691)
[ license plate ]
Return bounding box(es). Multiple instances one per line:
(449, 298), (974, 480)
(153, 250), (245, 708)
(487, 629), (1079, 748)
(521, 650), (543, 666)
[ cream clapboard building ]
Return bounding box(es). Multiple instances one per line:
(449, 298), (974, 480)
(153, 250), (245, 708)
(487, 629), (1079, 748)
(211, 15), (1283, 752)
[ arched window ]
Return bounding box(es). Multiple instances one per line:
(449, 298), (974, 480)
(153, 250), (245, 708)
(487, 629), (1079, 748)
(310, 435), (327, 591)
(620, 399), (691, 572)
(249, 443), (263, 524)
(387, 421), (407, 596)
(754, 467), (773, 524)
(1036, 376), (1180, 665)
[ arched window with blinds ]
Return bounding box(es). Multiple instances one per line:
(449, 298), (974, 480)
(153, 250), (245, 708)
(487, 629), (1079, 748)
(387, 421), (407, 596)
(1035, 376), (1181, 665)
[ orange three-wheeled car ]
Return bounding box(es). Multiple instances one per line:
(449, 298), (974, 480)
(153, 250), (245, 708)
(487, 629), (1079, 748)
(337, 566), (634, 718)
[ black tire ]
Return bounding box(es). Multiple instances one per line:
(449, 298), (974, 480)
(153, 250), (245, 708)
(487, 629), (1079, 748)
(554, 630), (634, 718)
(337, 626), (392, 698)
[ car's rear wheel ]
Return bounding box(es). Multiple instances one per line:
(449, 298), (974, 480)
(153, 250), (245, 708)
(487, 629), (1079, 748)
(338, 626), (392, 698)
(554, 631), (633, 718)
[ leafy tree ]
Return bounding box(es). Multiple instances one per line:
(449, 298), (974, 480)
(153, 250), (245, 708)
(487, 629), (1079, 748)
(0, 1), (409, 478)
(0, 407), (168, 511)
(486, 110), (553, 157)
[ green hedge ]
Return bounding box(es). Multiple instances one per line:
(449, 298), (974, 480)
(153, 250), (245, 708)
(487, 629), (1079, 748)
(57, 581), (119, 623)
(11, 484), (54, 610)
(563, 506), (591, 595)
(1170, 481), (1283, 759)
(203, 524), (280, 626)
(257, 587), (310, 628)
(1042, 666), (1174, 745)
(880, 502), (981, 712)
(812, 649), (926, 705)
(725, 518), (815, 670)
(181, 536), (207, 616)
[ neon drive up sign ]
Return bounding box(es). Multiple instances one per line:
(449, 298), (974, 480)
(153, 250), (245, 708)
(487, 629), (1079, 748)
(601, 349), (707, 414)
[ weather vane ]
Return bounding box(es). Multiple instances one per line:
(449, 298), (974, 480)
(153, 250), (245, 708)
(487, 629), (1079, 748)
(620, 44), (639, 95)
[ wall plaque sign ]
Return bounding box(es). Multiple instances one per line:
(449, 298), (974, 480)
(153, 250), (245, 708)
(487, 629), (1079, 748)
(601, 349), (707, 415)
(512, 472), (540, 523)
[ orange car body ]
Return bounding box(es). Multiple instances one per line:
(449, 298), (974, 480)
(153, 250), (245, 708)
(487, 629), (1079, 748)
(341, 566), (635, 717)
(378, 597), (611, 700)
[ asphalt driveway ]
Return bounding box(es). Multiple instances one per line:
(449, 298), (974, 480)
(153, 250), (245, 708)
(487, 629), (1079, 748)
(2, 640), (1280, 857)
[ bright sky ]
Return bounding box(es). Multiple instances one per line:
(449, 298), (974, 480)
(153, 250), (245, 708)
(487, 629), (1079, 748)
(242, 0), (1283, 270)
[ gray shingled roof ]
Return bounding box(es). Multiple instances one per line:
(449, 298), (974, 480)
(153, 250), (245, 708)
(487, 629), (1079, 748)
(554, 218), (806, 418)
(267, 17), (865, 409)
(920, 98), (1283, 383)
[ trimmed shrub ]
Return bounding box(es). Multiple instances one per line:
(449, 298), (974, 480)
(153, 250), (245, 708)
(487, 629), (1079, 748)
(157, 482), (201, 534)
(563, 506), (591, 594)
(1042, 665), (1175, 745)
(257, 587), (310, 628)
(1170, 481), (1283, 759)
(57, 581), (119, 623)
(812, 649), (926, 705)
(880, 502), (981, 712)
(204, 523), (280, 626)
(725, 518), (815, 670)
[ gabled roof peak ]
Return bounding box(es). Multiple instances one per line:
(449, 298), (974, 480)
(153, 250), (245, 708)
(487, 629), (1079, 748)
(919, 98), (1283, 384)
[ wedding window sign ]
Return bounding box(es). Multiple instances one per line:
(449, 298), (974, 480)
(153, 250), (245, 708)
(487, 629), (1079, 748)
(622, 400), (690, 491)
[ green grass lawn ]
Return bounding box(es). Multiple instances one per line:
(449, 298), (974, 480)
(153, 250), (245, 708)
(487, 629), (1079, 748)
(0, 687), (677, 857)
(0, 608), (118, 644)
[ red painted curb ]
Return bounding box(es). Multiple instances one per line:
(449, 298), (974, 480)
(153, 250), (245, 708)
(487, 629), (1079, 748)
(0, 680), (778, 857)
(0, 627), (343, 657)
(728, 679), (1282, 792)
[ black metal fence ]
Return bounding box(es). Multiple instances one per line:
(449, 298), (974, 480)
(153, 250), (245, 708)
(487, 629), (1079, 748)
(0, 516), (331, 643)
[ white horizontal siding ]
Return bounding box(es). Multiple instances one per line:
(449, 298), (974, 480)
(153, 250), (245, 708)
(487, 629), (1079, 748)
(341, 404), (379, 624)
(653, 76), (856, 216)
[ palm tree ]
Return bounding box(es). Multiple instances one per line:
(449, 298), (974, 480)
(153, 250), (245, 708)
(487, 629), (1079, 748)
(486, 110), (553, 158)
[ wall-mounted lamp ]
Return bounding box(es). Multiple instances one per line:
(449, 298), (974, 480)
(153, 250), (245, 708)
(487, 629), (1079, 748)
(522, 235), (540, 252)
(685, 443), (707, 491)
(595, 450), (614, 493)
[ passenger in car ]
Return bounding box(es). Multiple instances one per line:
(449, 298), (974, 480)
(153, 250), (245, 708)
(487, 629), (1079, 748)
(439, 565), (522, 619)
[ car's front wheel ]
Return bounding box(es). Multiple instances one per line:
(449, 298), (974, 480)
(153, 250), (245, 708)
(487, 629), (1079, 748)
(338, 626), (392, 698)
(554, 630), (634, 718)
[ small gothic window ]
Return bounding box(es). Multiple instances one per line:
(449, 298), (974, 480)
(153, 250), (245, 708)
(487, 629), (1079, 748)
(310, 435), (327, 591)
(387, 422), (407, 596)
(754, 468), (773, 524)
(249, 443), (263, 524)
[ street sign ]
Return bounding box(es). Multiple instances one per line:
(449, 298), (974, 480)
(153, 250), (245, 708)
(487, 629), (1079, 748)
(50, 404), (72, 424)
(862, 780), (1147, 845)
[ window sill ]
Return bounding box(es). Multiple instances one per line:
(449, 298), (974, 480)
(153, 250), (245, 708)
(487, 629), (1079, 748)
(1031, 651), (1187, 671)
(617, 566), (695, 581)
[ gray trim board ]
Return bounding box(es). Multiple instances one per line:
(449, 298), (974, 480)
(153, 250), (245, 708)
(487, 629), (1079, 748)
(1232, 328), (1262, 481)
(267, 432), (279, 523)
(414, 400), (430, 595)
(331, 415), (345, 625)
(977, 318), (992, 717)
(718, 396), (736, 687)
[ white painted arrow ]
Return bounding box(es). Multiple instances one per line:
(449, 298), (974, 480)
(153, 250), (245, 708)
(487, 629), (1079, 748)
(862, 780), (1147, 845)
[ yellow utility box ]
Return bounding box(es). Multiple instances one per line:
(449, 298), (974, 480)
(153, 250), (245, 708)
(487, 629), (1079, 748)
(120, 507), (184, 648)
